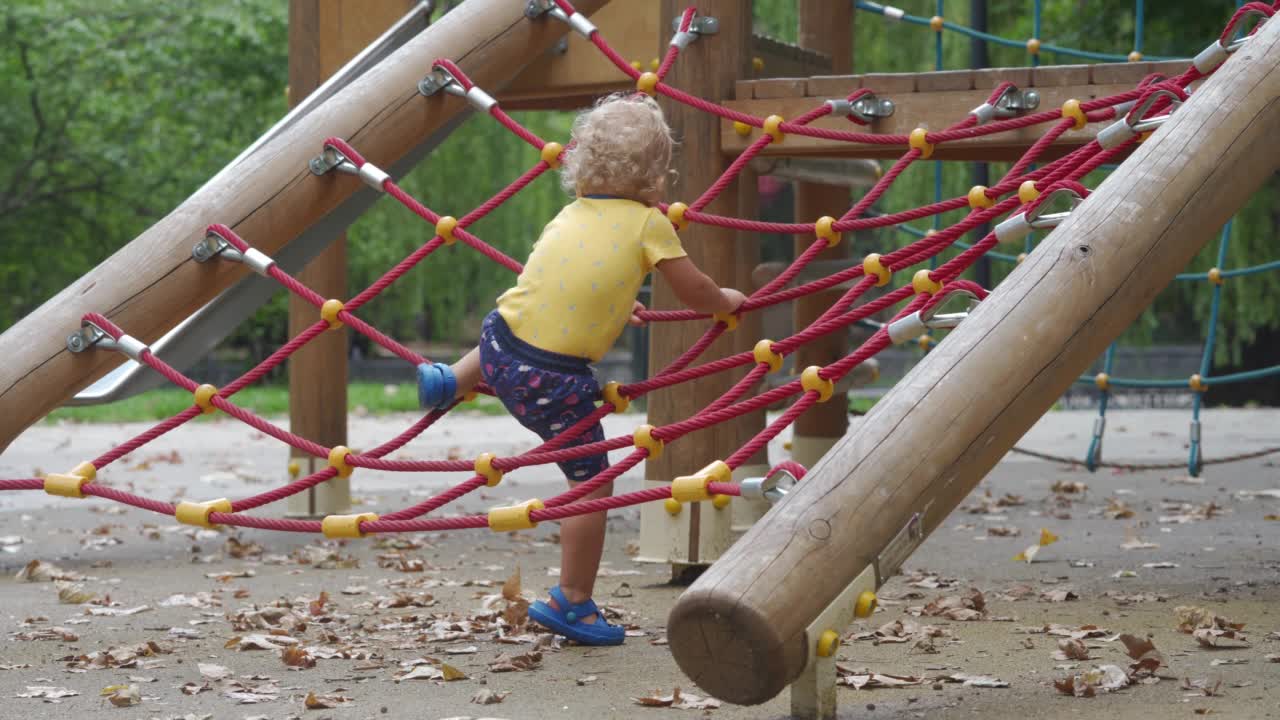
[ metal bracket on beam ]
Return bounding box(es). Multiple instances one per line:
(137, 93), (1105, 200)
(191, 229), (243, 265)
(525, 0), (597, 38)
(417, 64), (498, 112)
(66, 319), (148, 362)
(671, 12), (718, 35)
(971, 85), (1039, 124)
(309, 143), (358, 177)
(790, 564), (878, 720)
(826, 93), (895, 123)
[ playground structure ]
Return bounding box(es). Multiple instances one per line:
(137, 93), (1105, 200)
(0, 0), (1278, 718)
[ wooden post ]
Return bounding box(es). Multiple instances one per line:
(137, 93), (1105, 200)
(285, 0), (415, 516)
(0, 0), (610, 452)
(789, 0), (853, 470)
(668, 18), (1280, 706)
(638, 0), (757, 570)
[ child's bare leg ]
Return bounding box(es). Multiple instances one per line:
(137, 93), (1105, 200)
(548, 478), (614, 624)
(452, 347), (482, 398)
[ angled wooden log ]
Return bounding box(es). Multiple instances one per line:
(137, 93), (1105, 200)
(0, 0), (609, 452)
(668, 18), (1280, 706)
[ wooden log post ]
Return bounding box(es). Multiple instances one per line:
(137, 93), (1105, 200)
(285, 0), (416, 517)
(0, 0), (610, 452)
(788, 0), (853, 471)
(668, 18), (1280, 706)
(638, 0), (759, 570)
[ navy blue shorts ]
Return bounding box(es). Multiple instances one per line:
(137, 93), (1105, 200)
(479, 311), (609, 483)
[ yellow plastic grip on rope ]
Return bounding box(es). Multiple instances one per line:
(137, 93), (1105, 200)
(601, 381), (630, 413)
(287, 460), (301, 478)
(664, 498), (682, 515)
(321, 299), (345, 329)
(800, 366), (835, 403)
(322, 512), (379, 539)
(752, 56), (765, 72)
(912, 269), (943, 295)
(712, 493), (731, 510)
(733, 121), (753, 137)
(671, 460), (732, 503)
(193, 384), (219, 414)
(43, 461), (97, 498)
(328, 445), (354, 478)
(862, 253), (891, 287)
(814, 216), (840, 247)
(763, 115), (785, 144)
(488, 499), (545, 532)
(436, 215), (458, 244)
(667, 202), (689, 231)
(637, 71), (659, 96)
(714, 312), (739, 331)
(1061, 99), (1087, 130)
(175, 498), (233, 528)
(967, 185), (994, 210)
(753, 339), (784, 373)
(633, 424), (664, 460)
(540, 142), (563, 169)
(475, 452), (503, 487)
(909, 127), (935, 159)
(1018, 180), (1041, 204)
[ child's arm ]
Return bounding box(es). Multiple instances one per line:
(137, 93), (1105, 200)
(655, 257), (746, 315)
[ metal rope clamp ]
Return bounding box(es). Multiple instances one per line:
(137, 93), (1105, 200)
(525, 0), (598, 38)
(308, 142), (391, 192)
(192, 227), (276, 276)
(66, 318), (148, 362)
(970, 84), (1040, 125)
(887, 288), (980, 345)
(418, 64), (498, 113)
(739, 465), (800, 504)
(1196, 7), (1269, 73)
(994, 185), (1084, 245)
(1097, 87), (1184, 150)
(669, 11), (718, 49)
(827, 93), (896, 123)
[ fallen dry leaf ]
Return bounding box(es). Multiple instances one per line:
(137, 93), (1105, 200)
(282, 646), (316, 669)
(1117, 633), (1165, 676)
(304, 691), (352, 709)
(14, 686), (78, 700)
(472, 688), (509, 705)
(1054, 639), (1091, 661)
(488, 649), (542, 673)
(1040, 589), (1080, 603)
(55, 581), (96, 605)
(1181, 676), (1224, 697)
(939, 673), (1008, 688)
(103, 683), (142, 707)
(1120, 526), (1159, 550)
(198, 663), (230, 681)
(1265, 654), (1279, 663)
(16, 559), (82, 582)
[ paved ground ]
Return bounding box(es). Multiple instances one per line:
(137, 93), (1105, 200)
(1, 407), (1278, 719)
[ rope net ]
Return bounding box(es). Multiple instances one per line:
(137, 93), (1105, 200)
(3, 2), (1275, 536)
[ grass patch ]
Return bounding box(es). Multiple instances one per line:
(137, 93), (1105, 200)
(45, 383), (509, 424)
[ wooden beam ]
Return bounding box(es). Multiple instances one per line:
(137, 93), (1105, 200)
(722, 60), (1188, 161)
(0, 0), (610, 452)
(668, 19), (1280, 706)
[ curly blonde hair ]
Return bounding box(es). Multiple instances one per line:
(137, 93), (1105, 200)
(559, 93), (673, 203)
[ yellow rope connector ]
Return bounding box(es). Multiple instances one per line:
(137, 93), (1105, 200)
(475, 452), (503, 487)
(1018, 180), (1041, 204)
(1189, 373), (1208, 393)
(733, 121), (753, 137)
(909, 127), (935, 159)
(320, 299), (345, 329)
(711, 493), (731, 510)
(43, 461), (97, 499)
(800, 366), (835, 402)
(752, 56), (765, 73)
(637, 71), (659, 96)
(912, 269), (943, 295)
(633, 424), (664, 460)
(763, 114), (785, 144)
(488, 499), (544, 532)
(967, 185), (994, 210)
(929, 15), (944, 32)
(814, 216), (840, 247)
(1061, 98), (1087, 130)
(667, 201), (689, 231)
(601, 381), (631, 413)
(287, 460), (301, 478)
(1207, 267), (1224, 285)
(854, 590), (878, 618)
(672, 460), (731, 503)
(753, 339), (784, 373)
(714, 311), (739, 331)
(540, 142), (563, 169)
(1095, 372), (1111, 391)
(328, 445), (354, 478)
(322, 512), (379, 539)
(1016, 252), (1028, 265)
(175, 498), (233, 529)
(664, 498), (682, 515)
(862, 253), (891, 287)
(918, 334), (935, 351)
(1026, 37), (1041, 55)
(630, 60), (643, 71)
(816, 629), (840, 657)
(436, 215), (458, 244)
(649, 58), (660, 71)
(1128, 50), (1144, 62)
(193, 383), (220, 414)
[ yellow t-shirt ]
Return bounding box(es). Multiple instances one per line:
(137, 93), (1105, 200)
(497, 197), (687, 362)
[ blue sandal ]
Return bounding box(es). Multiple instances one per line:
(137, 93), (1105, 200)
(528, 586), (625, 646)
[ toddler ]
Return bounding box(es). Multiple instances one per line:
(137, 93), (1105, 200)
(417, 94), (744, 645)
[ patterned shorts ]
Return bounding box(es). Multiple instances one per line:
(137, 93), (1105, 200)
(479, 311), (609, 483)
